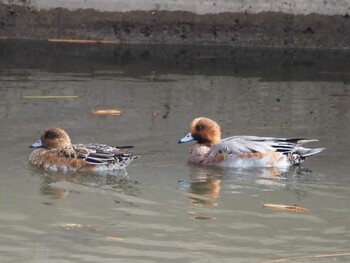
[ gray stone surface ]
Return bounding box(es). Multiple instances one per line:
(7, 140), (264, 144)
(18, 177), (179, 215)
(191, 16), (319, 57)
(2, 0), (350, 15)
(1, 0), (350, 48)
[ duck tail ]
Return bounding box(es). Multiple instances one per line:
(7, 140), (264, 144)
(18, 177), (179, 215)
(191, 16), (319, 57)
(297, 147), (326, 158)
(289, 147), (326, 164)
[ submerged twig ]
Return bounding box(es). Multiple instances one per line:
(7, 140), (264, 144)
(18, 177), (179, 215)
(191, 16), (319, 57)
(262, 204), (308, 212)
(261, 252), (350, 263)
(23, 95), (79, 99)
(48, 39), (120, 44)
(91, 109), (122, 116)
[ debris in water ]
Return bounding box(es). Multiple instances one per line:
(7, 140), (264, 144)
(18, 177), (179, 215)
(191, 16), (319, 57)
(91, 109), (122, 116)
(48, 39), (119, 44)
(23, 95), (79, 99)
(107, 236), (125, 241)
(262, 203), (308, 212)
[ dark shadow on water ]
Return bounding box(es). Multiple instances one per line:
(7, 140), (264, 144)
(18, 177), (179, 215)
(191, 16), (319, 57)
(1, 39), (350, 82)
(179, 163), (316, 206)
(28, 166), (140, 199)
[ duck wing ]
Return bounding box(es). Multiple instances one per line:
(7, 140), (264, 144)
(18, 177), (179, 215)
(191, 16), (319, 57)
(74, 143), (138, 165)
(209, 136), (318, 157)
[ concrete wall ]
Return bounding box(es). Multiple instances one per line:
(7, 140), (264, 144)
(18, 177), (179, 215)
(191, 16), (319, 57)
(1, 0), (350, 48)
(2, 0), (350, 15)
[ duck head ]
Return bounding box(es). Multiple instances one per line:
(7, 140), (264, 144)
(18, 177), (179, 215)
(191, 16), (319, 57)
(178, 117), (221, 147)
(30, 127), (71, 149)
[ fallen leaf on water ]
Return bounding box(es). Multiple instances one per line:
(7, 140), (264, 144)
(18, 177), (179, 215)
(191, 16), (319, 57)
(61, 223), (95, 231)
(192, 216), (216, 220)
(262, 204), (308, 212)
(23, 95), (79, 99)
(187, 211), (197, 215)
(48, 38), (120, 44)
(61, 223), (83, 230)
(91, 109), (122, 116)
(261, 252), (350, 263)
(107, 236), (125, 241)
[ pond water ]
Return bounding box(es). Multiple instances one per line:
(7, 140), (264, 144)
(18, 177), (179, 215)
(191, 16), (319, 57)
(0, 40), (350, 262)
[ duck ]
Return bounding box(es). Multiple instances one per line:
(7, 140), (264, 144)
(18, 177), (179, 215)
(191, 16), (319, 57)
(29, 127), (138, 172)
(178, 117), (325, 168)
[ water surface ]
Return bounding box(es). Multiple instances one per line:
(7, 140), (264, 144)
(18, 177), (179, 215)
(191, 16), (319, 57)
(0, 40), (349, 262)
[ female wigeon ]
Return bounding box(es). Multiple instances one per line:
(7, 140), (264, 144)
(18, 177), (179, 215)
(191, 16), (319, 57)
(29, 128), (138, 172)
(178, 117), (325, 168)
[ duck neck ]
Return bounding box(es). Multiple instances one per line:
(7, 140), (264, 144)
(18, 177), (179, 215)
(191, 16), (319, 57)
(210, 135), (221, 147)
(200, 135), (221, 147)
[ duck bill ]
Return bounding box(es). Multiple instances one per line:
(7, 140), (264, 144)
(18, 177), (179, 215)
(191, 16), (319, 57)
(29, 139), (43, 148)
(178, 133), (194, 144)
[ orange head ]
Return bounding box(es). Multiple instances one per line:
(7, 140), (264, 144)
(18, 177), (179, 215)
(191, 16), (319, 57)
(178, 117), (221, 147)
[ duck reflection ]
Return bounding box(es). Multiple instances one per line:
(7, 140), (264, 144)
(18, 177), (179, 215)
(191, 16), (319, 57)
(29, 166), (138, 199)
(180, 164), (312, 206)
(179, 164), (224, 206)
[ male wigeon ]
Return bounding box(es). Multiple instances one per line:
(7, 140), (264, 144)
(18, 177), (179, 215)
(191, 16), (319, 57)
(29, 128), (138, 172)
(178, 117), (325, 168)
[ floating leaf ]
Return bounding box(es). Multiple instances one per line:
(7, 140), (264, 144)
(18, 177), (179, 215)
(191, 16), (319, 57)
(61, 223), (95, 231)
(192, 216), (216, 220)
(91, 109), (122, 116)
(262, 203), (308, 212)
(22, 95), (79, 99)
(61, 223), (83, 230)
(23, 95), (79, 99)
(262, 252), (350, 263)
(48, 38), (120, 44)
(107, 236), (125, 241)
